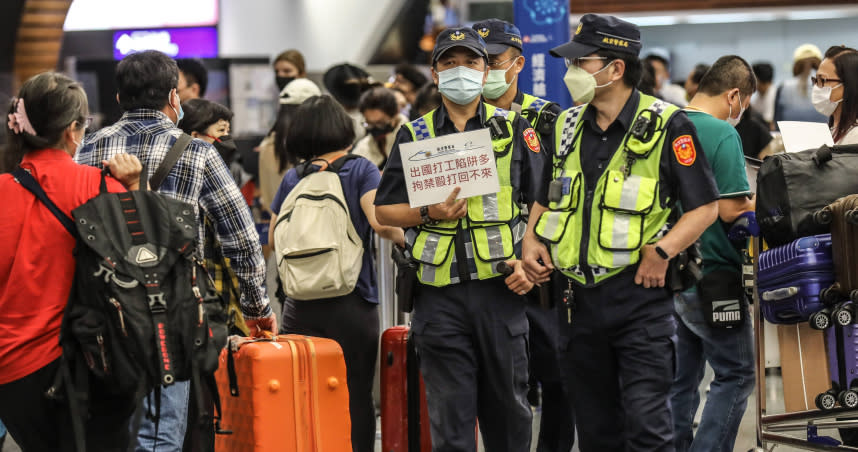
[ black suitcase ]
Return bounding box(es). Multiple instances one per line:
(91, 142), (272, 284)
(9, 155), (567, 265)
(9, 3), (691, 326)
(756, 144), (858, 247)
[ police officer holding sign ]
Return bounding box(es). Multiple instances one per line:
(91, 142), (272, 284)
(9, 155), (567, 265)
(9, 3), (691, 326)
(522, 15), (719, 451)
(473, 18), (575, 452)
(375, 27), (547, 452)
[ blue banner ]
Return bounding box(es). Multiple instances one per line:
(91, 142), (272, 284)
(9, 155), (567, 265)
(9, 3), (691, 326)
(513, 0), (571, 109)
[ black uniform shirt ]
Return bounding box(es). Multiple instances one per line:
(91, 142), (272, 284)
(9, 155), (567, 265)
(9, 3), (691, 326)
(540, 89), (719, 212)
(375, 101), (548, 207)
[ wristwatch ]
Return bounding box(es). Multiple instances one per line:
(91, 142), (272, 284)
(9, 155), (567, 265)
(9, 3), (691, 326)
(420, 205), (439, 225)
(654, 244), (670, 260)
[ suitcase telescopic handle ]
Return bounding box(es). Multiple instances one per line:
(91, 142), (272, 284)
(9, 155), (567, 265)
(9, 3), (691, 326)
(761, 286), (799, 301)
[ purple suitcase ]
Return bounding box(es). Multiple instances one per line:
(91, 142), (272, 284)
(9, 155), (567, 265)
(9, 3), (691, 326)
(816, 324), (858, 410)
(758, 234), (835, 327)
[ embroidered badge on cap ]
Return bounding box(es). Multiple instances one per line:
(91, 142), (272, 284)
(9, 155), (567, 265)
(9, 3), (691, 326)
(672, 134), (696, 166)
(523, 128), (540, 153)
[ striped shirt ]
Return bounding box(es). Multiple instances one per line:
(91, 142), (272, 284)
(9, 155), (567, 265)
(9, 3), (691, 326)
(75, 109), (271, 319)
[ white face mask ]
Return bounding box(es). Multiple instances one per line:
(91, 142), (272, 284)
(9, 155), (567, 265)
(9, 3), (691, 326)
(726, 92), (745, 127)
(438, 66), (486, 105)
(812, 83), (843, 117)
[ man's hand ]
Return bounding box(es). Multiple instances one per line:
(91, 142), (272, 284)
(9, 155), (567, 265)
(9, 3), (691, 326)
(103, 153), (143, 190)
(503, 260), (534, 295)
(428, 187), (467, 221)
(522, 234), (553, 284)
(634, 244), (669, 288)
(246, 313), (278, 338)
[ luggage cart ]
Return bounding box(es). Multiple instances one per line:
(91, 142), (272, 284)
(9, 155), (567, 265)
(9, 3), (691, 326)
(752, 235), (858, 451)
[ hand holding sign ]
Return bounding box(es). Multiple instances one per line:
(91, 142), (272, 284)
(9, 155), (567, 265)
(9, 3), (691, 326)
(428, 187), (467, 221)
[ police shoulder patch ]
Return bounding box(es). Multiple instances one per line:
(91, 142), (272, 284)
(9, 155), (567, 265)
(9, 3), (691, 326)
(523, 128), (540, 153)
(672, 134), (696, 166)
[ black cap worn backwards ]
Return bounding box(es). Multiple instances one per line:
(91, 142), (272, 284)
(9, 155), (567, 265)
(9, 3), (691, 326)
(432, 27), (489, 63)
(549, 14), (642, 61)
(472, 19), (523, 54)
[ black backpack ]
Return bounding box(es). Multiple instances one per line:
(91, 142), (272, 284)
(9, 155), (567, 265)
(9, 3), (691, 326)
(12, 137), (230, 451)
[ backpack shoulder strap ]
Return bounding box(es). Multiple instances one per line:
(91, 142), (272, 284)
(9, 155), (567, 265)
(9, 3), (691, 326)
(13, 167), (78, 238)
(150, 133), (193, 190)
(328, 153), (361, 174)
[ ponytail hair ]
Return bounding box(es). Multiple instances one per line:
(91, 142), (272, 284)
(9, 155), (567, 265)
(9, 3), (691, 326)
(2, 72), (88, 172)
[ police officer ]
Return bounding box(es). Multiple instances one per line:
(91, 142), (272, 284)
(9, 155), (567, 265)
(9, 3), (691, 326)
(375, 27), (546, 452)
(473, 18), (575, 452)
(521, 14), (719, 451)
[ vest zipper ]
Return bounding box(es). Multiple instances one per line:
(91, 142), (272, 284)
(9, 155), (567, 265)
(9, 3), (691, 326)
(454, 219), (470, 283)
(579, 183), (595, 286)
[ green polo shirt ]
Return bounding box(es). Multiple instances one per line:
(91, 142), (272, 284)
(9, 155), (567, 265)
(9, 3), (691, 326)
(686, 110), (751, 276)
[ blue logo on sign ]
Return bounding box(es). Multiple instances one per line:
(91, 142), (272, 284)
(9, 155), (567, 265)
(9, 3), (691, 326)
(522, 0), (568, 26)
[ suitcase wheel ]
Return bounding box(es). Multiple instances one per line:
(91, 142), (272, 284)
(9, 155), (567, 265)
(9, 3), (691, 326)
(814, 208), (833, 225)
(846, 209), (858, 225)
(839, 390), (858, 409)
(809, 310), (832, 330)
(821, 287), (839, 304)
(816, 392), (837, 410)
(835, 305), (854, 326)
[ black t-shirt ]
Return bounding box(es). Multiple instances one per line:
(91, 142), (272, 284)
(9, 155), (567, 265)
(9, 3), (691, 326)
(540, 89), (719, 212)
(375, 101), (549, 207)
(735, 108), (773, 159)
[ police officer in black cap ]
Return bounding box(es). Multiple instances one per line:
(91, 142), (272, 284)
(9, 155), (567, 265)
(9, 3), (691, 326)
(375, 27), (548, 452)
(522, 14), (719, 451)
(473, 18), (575, 452)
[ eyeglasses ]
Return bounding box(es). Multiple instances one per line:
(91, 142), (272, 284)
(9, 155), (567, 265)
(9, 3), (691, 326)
(564, 56), (607, 68)
(811, 75), (843, 88)
(488, 56), (519, 68)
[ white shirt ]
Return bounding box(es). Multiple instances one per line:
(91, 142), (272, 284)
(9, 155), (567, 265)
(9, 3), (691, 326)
(835, 125), (858, 145)
(752, 88), (776, 124)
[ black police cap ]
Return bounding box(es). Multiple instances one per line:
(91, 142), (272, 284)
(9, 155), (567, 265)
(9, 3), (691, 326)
(550, 14), (642, 61)
(432, 27), (488, 63)
(472, 19), (523, 55)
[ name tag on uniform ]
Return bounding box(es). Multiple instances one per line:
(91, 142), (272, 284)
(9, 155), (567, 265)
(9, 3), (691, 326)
(400, 129), (501, 208)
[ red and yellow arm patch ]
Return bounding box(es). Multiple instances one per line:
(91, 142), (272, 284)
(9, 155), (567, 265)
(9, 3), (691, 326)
(672, 134), (696, 166)
(523, 127), (540, 153)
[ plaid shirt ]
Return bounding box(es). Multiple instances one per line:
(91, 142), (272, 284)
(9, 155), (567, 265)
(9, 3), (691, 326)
(75, 109), (271, 319)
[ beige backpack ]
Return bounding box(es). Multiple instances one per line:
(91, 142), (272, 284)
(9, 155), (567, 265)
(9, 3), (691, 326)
(273, 155), (364, 300)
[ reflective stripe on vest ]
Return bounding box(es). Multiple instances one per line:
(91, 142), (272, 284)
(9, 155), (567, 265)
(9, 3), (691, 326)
(404, 104), (521, 286)
(535, 93), (679, 284)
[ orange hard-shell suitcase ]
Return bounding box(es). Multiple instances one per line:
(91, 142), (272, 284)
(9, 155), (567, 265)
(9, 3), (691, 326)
(214, 334), (351, 452)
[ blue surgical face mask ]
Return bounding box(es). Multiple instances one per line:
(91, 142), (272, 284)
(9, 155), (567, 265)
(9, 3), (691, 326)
(437, 65), (485, 105)
(170, 90), (184, 126)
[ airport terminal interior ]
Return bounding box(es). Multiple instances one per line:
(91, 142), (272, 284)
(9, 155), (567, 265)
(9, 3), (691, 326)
(4, 0), (858, 451)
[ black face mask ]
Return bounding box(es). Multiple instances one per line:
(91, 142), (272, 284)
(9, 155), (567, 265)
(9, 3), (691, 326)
(212, 135), (238, 161)
(276, 76), (296, 91)
(366, 122), (396, 138)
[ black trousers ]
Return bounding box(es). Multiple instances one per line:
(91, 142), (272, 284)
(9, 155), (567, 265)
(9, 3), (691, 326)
(560, 270), (677, 452)
(411, 278), (532, 452)
(0, 359), (135, 452)
(281, 291), (380, 452)
(526, 304), (576, 452)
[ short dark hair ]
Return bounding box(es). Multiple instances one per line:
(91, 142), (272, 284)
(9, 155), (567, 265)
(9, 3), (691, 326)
(644, 54), (669, 71)
(273, 104), (300, 171)
(178, 99), (233, 135)
(176, 58), (208, 97)
(116, 50), (178, 112)
(596, 49), (642, 88)
(638, 59), (656, 96)
(752, 62), (774, 84)
(690, 63), (711, 86)
(286, 95), (355, 163)
(2, 72), (88, 172)
(697, 55), (757, 98)
(825, 46), (858, 143)
(359, 87), (399, 117)
(395, 63), (428, 89)
(413, 82), (441, 118)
